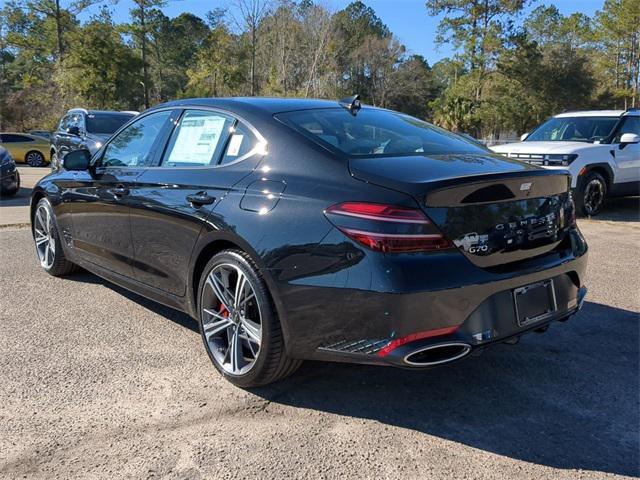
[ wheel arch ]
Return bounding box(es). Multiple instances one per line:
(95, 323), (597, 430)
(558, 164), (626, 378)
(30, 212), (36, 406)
(30, 189), (47, 232)
(188, 232), (293, 354)
(579, 162), (614, 191)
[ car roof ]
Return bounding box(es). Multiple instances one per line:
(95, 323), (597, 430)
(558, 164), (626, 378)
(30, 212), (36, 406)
(67, 108), (137, 116)
(153, 97), (359, 116)
(554, 110), (625, 118)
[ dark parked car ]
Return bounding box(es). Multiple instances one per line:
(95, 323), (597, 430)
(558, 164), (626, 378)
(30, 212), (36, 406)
(30, 97), (588, 387)
(0, 146), (20, 197)
(50, 108), (137, 171)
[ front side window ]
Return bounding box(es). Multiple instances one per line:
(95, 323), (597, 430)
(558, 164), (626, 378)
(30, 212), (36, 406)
(68, 113), (84, 133)
(277, 108), (487, 157)
(613, 117), (640, 143)
(526, 117), (619, 143)
(87, 113), (135, 135)
(101, 111), (171, 168)
(59, 115), (71, 132)
(161, 110), (234, 168)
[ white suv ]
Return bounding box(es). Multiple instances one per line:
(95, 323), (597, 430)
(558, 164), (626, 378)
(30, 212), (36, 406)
(491, 109), (640, 216)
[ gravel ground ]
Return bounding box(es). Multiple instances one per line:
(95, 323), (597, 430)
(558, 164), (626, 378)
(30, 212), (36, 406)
(0, 213), (638, 479)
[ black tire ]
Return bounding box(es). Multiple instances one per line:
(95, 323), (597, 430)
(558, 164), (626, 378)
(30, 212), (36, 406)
(575, 171), (607, 217)
(33, 197), (78, 276)
(26, 150), (46, 167)
(197, 249), (301, 387)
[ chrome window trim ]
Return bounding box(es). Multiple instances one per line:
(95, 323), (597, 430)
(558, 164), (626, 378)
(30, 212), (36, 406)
(93, 105), (267, 171)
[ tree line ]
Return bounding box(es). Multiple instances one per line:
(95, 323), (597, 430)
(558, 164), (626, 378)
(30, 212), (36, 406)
(1, 0), (638, 139)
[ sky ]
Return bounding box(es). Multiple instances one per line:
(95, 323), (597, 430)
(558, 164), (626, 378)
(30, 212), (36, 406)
(71, 0), (605, 66)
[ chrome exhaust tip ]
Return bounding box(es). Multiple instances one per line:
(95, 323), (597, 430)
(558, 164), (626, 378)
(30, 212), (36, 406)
(403, 342), (471, 366)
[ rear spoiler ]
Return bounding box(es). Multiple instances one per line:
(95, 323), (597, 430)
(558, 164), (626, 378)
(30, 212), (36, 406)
(425, 170), (571, 207)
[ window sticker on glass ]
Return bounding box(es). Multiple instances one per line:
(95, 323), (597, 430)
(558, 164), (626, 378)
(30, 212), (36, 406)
(168, 115), (227, 165)
(226, 134), (244, 157)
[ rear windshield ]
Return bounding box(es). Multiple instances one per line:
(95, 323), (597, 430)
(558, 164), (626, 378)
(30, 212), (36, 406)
(86, 113), (135, 134)
(276, 108), (487, 157)
(526, 116), (619, 142)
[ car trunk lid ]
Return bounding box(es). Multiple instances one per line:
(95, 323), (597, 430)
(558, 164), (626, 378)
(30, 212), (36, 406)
(349, 153), (574, 267)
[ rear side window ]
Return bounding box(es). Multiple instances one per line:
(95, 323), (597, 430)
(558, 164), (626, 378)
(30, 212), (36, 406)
(161, 110), (234, 168)
(101, 111), (172, 168)
(276, 108), (486, 157)
(0, 134), (33, 143)
(220, 122), (258, 165)
(58, 115), (71, 132)
(86, 113), (134, 134)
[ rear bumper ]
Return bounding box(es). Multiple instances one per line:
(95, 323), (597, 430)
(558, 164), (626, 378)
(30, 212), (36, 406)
(368, 284), (587, 368)
(272, 227), (588, 366)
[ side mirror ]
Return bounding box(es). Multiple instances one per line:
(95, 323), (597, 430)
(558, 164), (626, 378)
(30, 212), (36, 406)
(67, 126), (81, 136)
(62, 149), (91, 171)
(520, 132), (530, 142)
(619, 133), (640, 145)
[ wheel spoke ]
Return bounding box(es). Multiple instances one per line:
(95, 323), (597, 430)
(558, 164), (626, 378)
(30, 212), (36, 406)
(203, 307), (229, 323)
(207, 271), (234, 311)
(44, 244), (50, 266)
(203, 317), (233, 340)
(234, 271), (247, 309)
(241, 318), (261, 345)
(241, 334), (258, 358)
(35, 236), (48, 246)
(35, 209), (45, 229)
(229, 327), (244, 373)
(238, 291), (255, 308)
(49, 238), (55, 254)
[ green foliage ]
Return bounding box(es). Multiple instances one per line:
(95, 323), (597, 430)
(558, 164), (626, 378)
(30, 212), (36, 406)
(1, 0), (638, 136)
(58, 9), (144, 109)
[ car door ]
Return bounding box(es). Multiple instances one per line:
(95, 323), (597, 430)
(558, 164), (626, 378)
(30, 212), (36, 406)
(0, 134), (23, 162)
(70, 110), (174, 278)
(611, 116), (640, 184)
(129, 108), (265, 296)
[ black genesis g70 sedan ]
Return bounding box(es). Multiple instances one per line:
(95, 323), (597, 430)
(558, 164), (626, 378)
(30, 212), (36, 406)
(30, 96), (588, 387)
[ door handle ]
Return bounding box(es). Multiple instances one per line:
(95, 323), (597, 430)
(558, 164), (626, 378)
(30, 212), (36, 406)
(111, 184), (129, 196)
(187, 192), (216, 206)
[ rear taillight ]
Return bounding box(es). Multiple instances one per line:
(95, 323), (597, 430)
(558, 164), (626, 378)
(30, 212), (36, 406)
(324, 202), (452, 253)
(326, 202), (430, 224)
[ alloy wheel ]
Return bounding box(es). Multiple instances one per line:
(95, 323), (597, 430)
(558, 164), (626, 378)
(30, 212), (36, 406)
(201, 263), (262, 375)
(583, 178), (604, 215)
(34, 204), (55, 269)
(26, 151), (45, 167)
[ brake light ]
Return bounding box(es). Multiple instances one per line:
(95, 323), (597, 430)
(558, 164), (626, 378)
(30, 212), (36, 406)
(324, 202), (452, 253)
(326, 202), (430, 224)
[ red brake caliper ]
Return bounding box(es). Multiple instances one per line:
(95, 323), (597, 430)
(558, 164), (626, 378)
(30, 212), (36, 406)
(219, 303), (229, 318)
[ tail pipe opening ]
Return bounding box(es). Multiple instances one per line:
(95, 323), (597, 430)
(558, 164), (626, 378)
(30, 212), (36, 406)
(403, 342), (471, 366)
